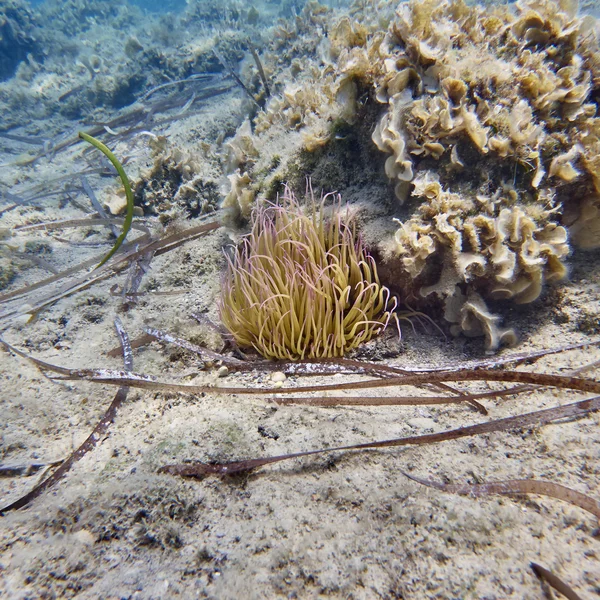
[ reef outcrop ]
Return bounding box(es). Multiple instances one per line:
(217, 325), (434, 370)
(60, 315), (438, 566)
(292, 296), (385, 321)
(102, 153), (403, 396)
(227, 0), (600, 349)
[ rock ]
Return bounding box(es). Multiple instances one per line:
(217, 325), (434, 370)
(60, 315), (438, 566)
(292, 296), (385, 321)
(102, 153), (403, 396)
(271, 371), (286, 383)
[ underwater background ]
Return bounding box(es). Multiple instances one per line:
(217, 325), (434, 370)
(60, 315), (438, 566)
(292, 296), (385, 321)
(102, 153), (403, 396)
(1, 0), (599, 598)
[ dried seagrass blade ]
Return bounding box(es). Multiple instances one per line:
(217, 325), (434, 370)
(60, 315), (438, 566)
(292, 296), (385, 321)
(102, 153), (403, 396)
(273, 341), (600, 408)
(41, 367), (600, 397)
(158, 396), (600, 478)
(0, 318), (133, 513)
(80, 173), (119, 236)
(396, 337), (600, 372)
(247, 40), (270, 98)
(139, 73), (216, 101)
(3, 337), (600, 411)
(402, 473), (600, 520)
(102, 335), (600, 411)
(530, 563), (583, 600)
(144, 327), (247, 367)
(0, 234), (148, 306)
(16, 78), (233, 167)
(106, 332), (156, 358)
(0, 461), (63, 478)
(12, 329), (596, 401)
(106, 329), (486, 411)
(138, 329), (480, 411)
(271, 389), (518, 407)
(0, 220), (219, 322)
(0, 338), (596, 419)
(12, 217), (149, 234)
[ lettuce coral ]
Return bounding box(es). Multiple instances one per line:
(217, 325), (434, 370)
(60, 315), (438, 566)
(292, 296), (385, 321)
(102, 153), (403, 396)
(362, 0), (599, 347)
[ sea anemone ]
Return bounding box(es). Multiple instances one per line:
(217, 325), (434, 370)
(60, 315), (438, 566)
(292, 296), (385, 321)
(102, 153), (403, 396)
(219, 189), (398, 360)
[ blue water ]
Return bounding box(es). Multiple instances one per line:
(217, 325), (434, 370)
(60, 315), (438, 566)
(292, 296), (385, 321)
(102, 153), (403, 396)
(27, 0), (188, 11)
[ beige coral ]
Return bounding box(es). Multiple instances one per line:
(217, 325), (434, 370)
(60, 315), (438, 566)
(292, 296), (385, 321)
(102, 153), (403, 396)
(222, 171), (255, 225)
(395, 174), (569, 298)
(367, 0), (599, 202)
(359, 0), (596, 345)
(224, 119), (259, 173)
(255, 64), (357, 149)
(372, 91), (415, 191)
(389, 173), (569, 348)
(444, 288), (518, 352)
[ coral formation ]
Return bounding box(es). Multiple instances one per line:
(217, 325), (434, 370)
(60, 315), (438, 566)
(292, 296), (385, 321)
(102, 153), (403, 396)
(384, 171), (570, 348)
(133, 136), (220, 223)
(237, 0), (600, 349)
(219, 189), (397, 360)
(365, 0), (600, 347)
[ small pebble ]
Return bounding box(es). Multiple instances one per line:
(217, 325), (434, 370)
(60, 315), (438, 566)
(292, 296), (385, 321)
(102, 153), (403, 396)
(271, 371), (287, 383)
(217, 366), (229, 378)
(72, 529), (95, 546)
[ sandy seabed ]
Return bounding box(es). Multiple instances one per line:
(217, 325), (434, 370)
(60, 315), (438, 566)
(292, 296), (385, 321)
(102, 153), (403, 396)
(0, 2), (599, 599)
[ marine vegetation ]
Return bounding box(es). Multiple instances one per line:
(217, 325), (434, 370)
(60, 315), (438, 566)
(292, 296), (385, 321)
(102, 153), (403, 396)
(78, 131), (135, 269)
(220, 188), (398, 360)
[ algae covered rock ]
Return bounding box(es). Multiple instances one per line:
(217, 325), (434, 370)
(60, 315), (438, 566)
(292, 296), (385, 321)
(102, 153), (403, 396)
(364, 0), (600, 347)
(0, 0), (39, 81)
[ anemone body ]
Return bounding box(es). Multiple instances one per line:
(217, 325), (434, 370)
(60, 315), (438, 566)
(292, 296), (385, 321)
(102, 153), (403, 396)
(219, 191), (397, 360)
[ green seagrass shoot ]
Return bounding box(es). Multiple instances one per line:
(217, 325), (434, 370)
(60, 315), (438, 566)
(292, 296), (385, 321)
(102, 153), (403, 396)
(78, 131), (134, 269)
